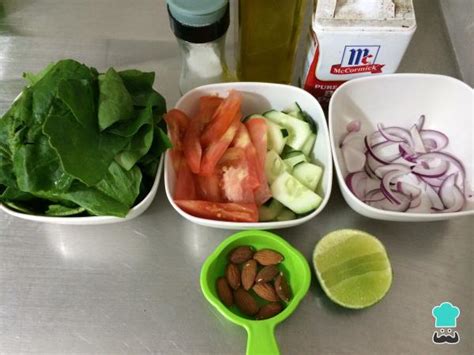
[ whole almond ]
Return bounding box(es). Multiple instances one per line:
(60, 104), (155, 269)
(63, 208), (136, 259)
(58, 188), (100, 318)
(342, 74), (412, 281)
(216, 277), (233, 307)
(256, 302), (283, 320)
(253, 282), (280, 302)
(229, 246), (254, 264)
(253, 249), (283, 266)
(234, 288), (259, 316)
(255, 265), (279, 283)
(226, 263), (241, 290)
(274, 273), (292, 302)
(241, 259), (257, 290)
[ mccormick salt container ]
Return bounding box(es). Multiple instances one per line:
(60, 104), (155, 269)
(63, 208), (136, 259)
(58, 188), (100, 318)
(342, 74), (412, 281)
(301, 0), (416, 109)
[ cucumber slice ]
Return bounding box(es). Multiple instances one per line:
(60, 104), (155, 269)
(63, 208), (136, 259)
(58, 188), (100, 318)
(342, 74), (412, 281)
(301, 133), (317, 157)
(292, 162), (323, 191)
(259, 199), (284, 221)
(284, 103), (318, 134)
(275, 208), (297, 221)
(266, 120), (288, 154)
(264, 110), (312, 150)
(271, 171), (322, 214)
(283, 152), (308, 170)
(265, 150), (290, 184)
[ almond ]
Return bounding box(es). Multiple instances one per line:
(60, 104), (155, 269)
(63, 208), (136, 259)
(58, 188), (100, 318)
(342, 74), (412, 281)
(255, 265), (279, 283)
(253, 249), (283, 266)
(253, 282), (280, 302)
(229, 246), (254, 264)
(256, 302), (283, 320)
(226, 263), (241, 290)
(234, 288), (259, 316)
(216, 277), (233, 307)
(241, 259), (257, 290)
(274, 273), (292, 302)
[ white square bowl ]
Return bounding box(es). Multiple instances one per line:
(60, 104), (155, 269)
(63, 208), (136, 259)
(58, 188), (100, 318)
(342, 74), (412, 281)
(329, 74), (474, 222)
(164, 82), (333, 230)
(0, 158), (163, 225)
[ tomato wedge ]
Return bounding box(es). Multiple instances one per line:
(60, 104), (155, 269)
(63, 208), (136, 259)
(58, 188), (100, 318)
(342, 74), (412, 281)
(196, 173), (222, 202)
(231, 123), (260, 190)
(175, 200), (258, 222)
(200, 90), (242, 147)
(246, 118), (271, 205)
(246, 118), (267, 168)
(200, 116), (241, 176)
(218, 147), (255, 203)
(164, 109), (189, 151)
(174, 157), (197, 200)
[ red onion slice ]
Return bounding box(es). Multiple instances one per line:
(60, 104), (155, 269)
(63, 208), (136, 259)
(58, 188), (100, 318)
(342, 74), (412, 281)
(416, 114), (426, 131)
(381, 167), (412, 204)
(375, 163), (412, 180)
(420, 130), (449, 152)
(365, 138), (401, 164)
(347, 120), (361, 133)
(412, 159), (449, 177)
(438, 174), (465, 212)
(410, 194), (422, 209)
(424, 183), (444, 210)
(367, 191), (411, 212)
(418, 152), (465, 192)
(364, 189), (385, 202)
(375, 124), (413, 145)
(345, 172), (369, 200)
(410, 124), (427, 153)
(397, 181), (422, 197)
(399, 143), (418, 162)
(342, 145), (366, 173)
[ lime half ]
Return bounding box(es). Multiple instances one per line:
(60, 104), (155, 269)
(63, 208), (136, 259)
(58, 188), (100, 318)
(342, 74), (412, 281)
(313, 229), (392, 309)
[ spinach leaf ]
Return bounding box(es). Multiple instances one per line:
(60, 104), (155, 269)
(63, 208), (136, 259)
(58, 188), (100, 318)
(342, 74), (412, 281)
(98, 68), (134, 131)
(45, 204), (86, 216)
(43, 79), (128, 186)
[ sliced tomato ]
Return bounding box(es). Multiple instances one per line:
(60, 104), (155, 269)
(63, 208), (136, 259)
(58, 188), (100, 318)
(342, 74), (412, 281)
(174, 158), (197, 200)
(218, 147), (255, 203)
(196, 173), (222, 202)
(245, 118), (271, 205)
(200, 116), (241, 176)
(183, 96), (224, 174)
(175, 200), (258, 222)
(231, 123), (260, 190)
(246, 118), (267, 168)
(164, 109), (190, 151)
(200, 90), (242, 147)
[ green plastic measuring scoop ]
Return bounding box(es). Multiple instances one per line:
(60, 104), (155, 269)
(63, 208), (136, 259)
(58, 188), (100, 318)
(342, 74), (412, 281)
(200, 230), (311, 355)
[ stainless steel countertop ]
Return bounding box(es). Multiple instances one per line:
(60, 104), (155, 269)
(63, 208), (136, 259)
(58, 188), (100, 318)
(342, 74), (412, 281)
(0, 1), (472, 354)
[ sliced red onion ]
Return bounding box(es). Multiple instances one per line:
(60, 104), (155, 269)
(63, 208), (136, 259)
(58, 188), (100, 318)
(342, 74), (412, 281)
(412, 159), (449, 177)
(438, 174), (465, 212)
(375, 124), (413, 145)
(418, 152), (465, 192)
(375, 163), (412, 180)
(399, 143), (417, 162)
(365, 138), (401, 164)
(364, 189), (385, 202)
(345, 172), (369, 200)
(367, 191), (411, 212)
(342, 145), (366, 173)
(422, 138), (438, 151)
(347, 120), (361, 133)
(416, 114), (425, 131)
(397, 181), (422, 197)
(425, 183), (444, 210)
(340, 115), (466, 214)
(410, 124), (426, 153)
(420, 130), (449, 152)
(381, 168), (412, 204)
(410, 194), (422, 208)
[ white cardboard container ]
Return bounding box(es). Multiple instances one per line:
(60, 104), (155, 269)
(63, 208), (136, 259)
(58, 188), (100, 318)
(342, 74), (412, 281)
(302, 0), (416, 108)
(329, 74), (474, 222)
(165, 82), (333, 230)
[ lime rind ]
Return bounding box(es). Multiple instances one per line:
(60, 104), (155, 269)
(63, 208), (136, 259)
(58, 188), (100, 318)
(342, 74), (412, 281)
(313, 229), (393, 309)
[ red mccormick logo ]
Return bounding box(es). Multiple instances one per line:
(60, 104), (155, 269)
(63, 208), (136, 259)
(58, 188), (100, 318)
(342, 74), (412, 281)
(331, 46), (385, 75)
